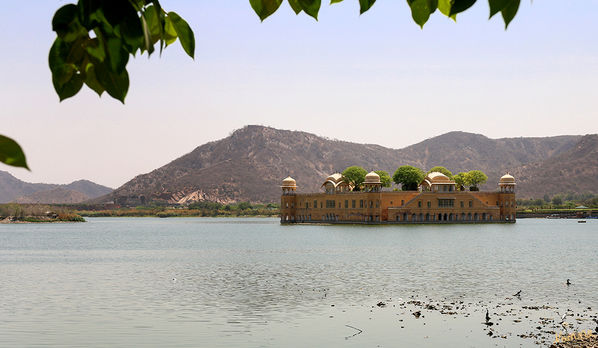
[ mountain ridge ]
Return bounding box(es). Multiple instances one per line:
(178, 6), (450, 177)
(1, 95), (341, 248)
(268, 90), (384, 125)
(99, 125), (593, 205)
(0, 171), (113, 204)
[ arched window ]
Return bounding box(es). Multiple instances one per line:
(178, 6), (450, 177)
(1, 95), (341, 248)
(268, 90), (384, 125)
(474, 213), (479, 221)
(425, 213), (430, 221)
(412, 214), (417, 222)
(438, 213), (442, 221)
(467, 213), (472, 221)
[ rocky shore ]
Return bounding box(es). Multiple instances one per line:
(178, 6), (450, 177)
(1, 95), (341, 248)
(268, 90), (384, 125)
(359, 292), (598, 347)
(550, 334), (598, 348)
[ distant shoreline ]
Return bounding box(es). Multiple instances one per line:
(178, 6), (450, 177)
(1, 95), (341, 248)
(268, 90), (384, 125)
(0, 216), (85, 224)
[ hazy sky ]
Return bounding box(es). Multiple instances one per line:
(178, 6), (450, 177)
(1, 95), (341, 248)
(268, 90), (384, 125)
(1, 1), (597, 188)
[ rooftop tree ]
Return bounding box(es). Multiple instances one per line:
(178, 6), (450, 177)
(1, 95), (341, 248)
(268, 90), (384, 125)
(453, 172), (467, 191)
(374, 170), (392, 188)
(342, 166), (367, 191)
(427, 166), (453, 178)
(392, 165), (425, 191)
(466, 170), (488, 191)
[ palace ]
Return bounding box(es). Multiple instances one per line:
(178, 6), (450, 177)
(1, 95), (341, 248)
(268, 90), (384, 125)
(280, 171), (516, 224)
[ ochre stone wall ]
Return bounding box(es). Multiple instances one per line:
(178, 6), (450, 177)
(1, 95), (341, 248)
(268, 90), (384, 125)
(281, 190), (516, 224)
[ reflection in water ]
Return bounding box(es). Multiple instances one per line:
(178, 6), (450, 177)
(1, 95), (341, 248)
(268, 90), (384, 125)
(1, 218), (597, 347)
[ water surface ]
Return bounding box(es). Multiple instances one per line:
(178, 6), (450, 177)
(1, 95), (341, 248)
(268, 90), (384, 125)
(1, 218), (596, 347)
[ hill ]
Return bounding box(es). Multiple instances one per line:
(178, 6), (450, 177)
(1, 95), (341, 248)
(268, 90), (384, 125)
(511, 134), (598, 197)
(15, 188), (90, 204)
(99, 125), (591, 205)
(0, 171), (113, 204)
(0, 171), (56, 203)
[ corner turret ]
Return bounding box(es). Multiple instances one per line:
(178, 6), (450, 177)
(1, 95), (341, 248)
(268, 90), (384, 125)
(498, 173), (516, 222)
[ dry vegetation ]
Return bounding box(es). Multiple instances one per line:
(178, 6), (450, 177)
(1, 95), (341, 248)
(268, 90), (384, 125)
(0, 204), (85, 223)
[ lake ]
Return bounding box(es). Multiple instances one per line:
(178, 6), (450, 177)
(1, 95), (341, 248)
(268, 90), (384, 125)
(1, 218), (597, 347)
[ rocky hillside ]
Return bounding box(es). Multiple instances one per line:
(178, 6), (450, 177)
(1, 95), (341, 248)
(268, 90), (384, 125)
(0, 171), (113, 203)
(99, 125), (592, 205)
(512, 134), (598, 197)
(15, 188), (90, 204)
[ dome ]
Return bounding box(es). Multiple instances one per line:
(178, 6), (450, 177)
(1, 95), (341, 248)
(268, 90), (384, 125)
(326, 173), (343, 183)
(499, 173), (516, 184)
(281, 176), (297, 188)
(364, 171), (381, 184)
(426, 172), (451, 182)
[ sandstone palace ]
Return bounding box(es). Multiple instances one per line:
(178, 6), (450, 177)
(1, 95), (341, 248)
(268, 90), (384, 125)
(280, 171), (516, 224)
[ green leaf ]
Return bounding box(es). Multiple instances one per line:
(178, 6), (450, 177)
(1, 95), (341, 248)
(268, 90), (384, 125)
(48, 38), (67, 73)
(53, 69), (84, 101)
(438, 0), (456, 20)
(85, 38), (106, 62)
(143, 4), (163, 45)
(52, 4), (78, 35)
(84, 62), (105, 96)
(140, 15), (154, 55)
(168, 11), (195, 58)
(78, 0), (103, 30)
(488, 0), (512, 18)
(298, 0), (321, 20)
(52, 4), (88, 43)
(250, 0), (283, 21)
(163, 16), (178, 46)
(407, 0), (438, 28)
(359, 0), (376, 14)
(106, 37), (129, 74)
(501, 0), (519, 29)
(51, 62), (75, 88)
(48, 38), (84, 101)
(146, 1), (166, 55)
(0, 135), (29, 170)
(288, 0), (303, 14)
(449, 0), (476, 16)
(95, 61), (129, 103)
(119, 5), (145, 53)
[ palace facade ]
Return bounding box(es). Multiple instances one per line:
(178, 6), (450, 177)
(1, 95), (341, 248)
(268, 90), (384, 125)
(280, 171), (516, 224)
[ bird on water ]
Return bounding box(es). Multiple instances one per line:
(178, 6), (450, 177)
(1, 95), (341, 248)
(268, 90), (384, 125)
(483, 309), (494, 326)
(513, 290), (522, 297)
(566, 279), (571, 286)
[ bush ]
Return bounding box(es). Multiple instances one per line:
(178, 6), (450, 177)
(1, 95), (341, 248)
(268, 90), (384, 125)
(57, 213), (85, 222)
